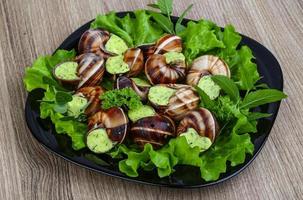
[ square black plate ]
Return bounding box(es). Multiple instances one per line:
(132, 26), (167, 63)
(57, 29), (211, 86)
(25, 12), (284, 188)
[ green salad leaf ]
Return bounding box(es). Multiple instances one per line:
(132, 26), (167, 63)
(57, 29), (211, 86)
(40, 86), (87, 150)
(23, 49), (76, 92)
(211, 75), (240, 102)
(91, 10), (164, 46)
(178, 20), (225, 62)
(240, 89), (287, 109)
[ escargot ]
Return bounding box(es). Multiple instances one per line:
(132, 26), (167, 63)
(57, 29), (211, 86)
(86, 107), (129, 153)
(187, 55), (230, 86)
(177, 108), (219, 143)
(88, 107), (129, 142)
(76, 86), (105, 116)
(78, 29), (114, 58)
(123, 48), (144, 77)
(148, 84), (200, 120)
(116, 76), (150, 102)
(75, 53), (105, 89)
(137, 43), (156, 60)
(53, 61), (80, 90)
(131, 115), (176, 149)
(154, 34), (183, 54)
(145, 54), (186, 84)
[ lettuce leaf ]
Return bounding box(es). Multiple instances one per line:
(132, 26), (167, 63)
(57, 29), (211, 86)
(91, 10), (164, 46)
(178, 20), (225, 62)
(23, 49), (76, 92)
(40, 86), (87, 150)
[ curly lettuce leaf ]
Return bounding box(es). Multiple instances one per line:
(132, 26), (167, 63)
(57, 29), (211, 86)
(40, 86), (87, 150)
(23, 49), (76, 92)
(91, 10), (164, 46)
(178, 20), (225, 62)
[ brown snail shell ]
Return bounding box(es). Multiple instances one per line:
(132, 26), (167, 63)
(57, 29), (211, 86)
(76, 86), (105, 116)
(116, 76), (149, 102)
(187, 55), (230, 86)
(131, 115), (176, 149)
(78, 29), (116, 59)
(76, 53), (105, 89)
(137, 43), (156, 60)
(177, 108), (220, 142)
(145, 54), (186, 84)
(154, 34), (182, 54)
(88, 107), (128, 143)
(123, 48), (144, 77)
(149, 84), (200, 120)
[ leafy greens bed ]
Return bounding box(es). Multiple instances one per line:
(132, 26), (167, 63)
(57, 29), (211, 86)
(23, 1), (286, 182)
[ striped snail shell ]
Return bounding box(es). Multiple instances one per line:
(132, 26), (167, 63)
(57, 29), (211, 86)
(154, 34), (183, 54)
(76, 53), (105, 89)
(145, 54), (186, 84)
(177, 108), (219, 142)
(131, 115), (176, 149)
(116, 76), (149, 102)
(76, 86), (105, 116)
(78, 29), (115, 59)
(187, 55), (230, 86)
(88, 107), (128, 143)
(164, 84), (200, 120)
(137, 43), (156, 60)
(123, 48), (144, 77)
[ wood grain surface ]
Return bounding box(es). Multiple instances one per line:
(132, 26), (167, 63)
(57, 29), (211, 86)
(0, 0), (302, 199)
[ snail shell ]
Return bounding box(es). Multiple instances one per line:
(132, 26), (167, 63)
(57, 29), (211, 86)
(154, 34), (182, 54)
(88, 107), (128, 143)
(123, 48), (144, 77)
(165, 84), (200, 120)
(145, 54), (186, 84)
(78, 29), (115, 59)
(76, 86), (105, 116)
(116, 76), (149, 102)
(137, 43), (156, 60)
(187, 55), (230, 86)
(76, 53), (105, 89)
(131, 115), (176, 149)
(177, 108), (219, 142)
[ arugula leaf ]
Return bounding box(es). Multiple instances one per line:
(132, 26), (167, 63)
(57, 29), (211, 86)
(175, 4), (193, 34)
(211, 75), (240, 102)
(149, 11), (174, 34)
(157, 0), (173, 15)
(100, 88), (143, 110)
(23, 49), (76, 92)
(240, 89), (287, 109)
(147, 3), (160, 9)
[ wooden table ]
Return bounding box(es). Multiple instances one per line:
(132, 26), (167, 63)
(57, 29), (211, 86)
(0, 0), (302, 199)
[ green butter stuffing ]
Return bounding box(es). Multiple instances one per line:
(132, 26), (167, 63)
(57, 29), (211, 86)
(180, 128), (212, 152)
(128, 105), (156, 122)
(105, 34), (128, 55)
(164, 52), (185, 63)
(106, 55), (130, 74)
(148, 86), (176, 106)
(67, 95), (88, 117)
(55, 61), (78, 80)
(87, 129), (116, 153)
(197, 76), (221, 100)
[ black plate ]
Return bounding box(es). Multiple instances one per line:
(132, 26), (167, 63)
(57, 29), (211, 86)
(25, 12), (284, 188)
